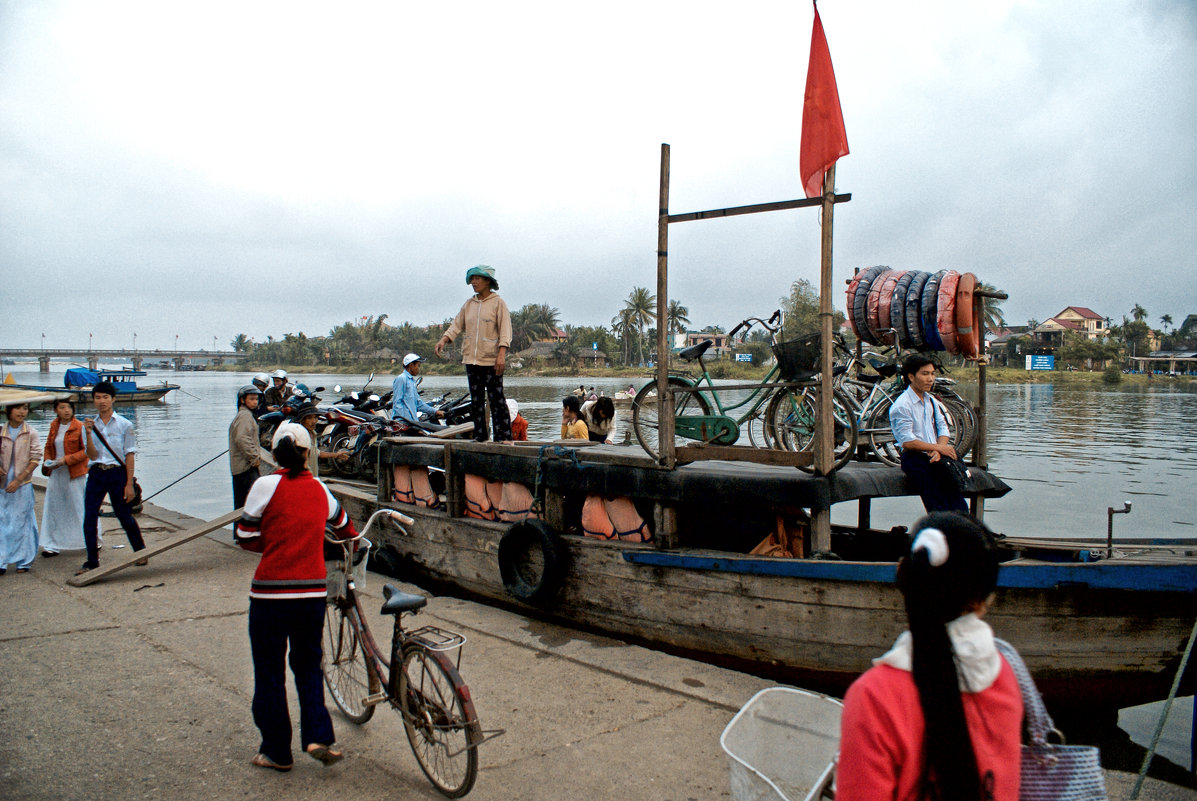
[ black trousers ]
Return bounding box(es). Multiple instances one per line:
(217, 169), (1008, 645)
(232, 466), (260, 535)
(465, 364), (511, 442)
(83, 464), (144, 569)
(900, 450), (968, 513)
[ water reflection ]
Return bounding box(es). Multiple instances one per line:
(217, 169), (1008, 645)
(11, 368), (1196, 539)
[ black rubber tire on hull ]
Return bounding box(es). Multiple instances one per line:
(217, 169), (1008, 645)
(498, 520), (568, 606)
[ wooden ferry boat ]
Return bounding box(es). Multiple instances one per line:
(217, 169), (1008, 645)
(6, 369), (179, 403)
(328, 437), (1197, 715)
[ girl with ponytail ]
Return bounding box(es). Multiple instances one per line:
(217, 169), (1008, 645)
(838, 512), (1023, 801)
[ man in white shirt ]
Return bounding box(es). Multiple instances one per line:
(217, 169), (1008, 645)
(888, 355), (967, 513)
(77, 381), (147, 574)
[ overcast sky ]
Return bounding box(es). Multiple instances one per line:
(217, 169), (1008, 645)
(2, 0), (1194, 352)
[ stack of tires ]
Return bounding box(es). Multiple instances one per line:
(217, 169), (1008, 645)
(845, 267), (980, 359)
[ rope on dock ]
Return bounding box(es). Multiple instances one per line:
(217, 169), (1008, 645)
(1130, 614), (1197, 799)
(141, 449), (229, 504)
(531, 445), (586, 516)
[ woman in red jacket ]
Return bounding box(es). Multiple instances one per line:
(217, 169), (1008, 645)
(235, 422), (358, 772)
(837, 512), (1023, 801)
(40, 399), (91, 556)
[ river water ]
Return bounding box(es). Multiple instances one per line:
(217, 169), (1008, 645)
(9, 368), (1197, 540)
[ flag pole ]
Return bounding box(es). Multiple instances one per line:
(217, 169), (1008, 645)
(812, 163), (836, 553)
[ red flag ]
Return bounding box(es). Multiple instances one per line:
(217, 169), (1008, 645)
(800, 2), (849, 198)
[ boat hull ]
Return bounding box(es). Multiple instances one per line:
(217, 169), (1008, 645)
(333, 486), (1197, 713)
(5, 383), (178, 403)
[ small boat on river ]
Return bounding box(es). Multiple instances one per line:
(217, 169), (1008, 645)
(5, 368), (179, 404)
(327, 437), (1197, 717)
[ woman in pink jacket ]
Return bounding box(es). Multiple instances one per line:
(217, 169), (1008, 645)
(837, 512), (1023, 801)
(0, 402), (43, 573)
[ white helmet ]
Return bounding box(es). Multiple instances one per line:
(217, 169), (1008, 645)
(271, 369), (287, 380)
(403, 353), (422, 367)
(252, 372), (269, 388)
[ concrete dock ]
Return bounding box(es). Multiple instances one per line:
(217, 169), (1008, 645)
(1, 500), (1192, 801)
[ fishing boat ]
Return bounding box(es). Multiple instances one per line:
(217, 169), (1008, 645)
(5, 368), (179, 403)
(326, 437), (1197, 717)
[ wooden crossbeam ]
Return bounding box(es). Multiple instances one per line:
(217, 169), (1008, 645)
(67, 509), (242, 587)
(667, 193), (851, 224)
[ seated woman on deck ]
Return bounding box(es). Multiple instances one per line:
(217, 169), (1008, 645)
(560, 396), (588, 440)
(837, 512), (1022, 801)
(580, 397), (617, 444)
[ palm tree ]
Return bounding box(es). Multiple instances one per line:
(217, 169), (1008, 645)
(1131, 304), (1148, 322)
(624, 286), (656, 366)
(611, 309), (635, 365)
(666, 300), (690, 335)
(510, 303), (561, 352)
(230, 333), (252, 352)
(974, 282), (1007, 332)
(1160, 314), (1173, 334)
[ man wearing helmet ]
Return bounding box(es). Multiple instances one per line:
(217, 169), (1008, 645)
(250, 373), (270, 416)
(229, 385), (263, 532)
(391, 354), (446, 432)
(263, 369), (292, 412)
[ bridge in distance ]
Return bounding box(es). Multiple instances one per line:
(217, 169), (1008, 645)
(0, 348), (246, 372)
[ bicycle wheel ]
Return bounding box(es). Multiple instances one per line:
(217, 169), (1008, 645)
(767, 387), (858, 473)
(322, 601), (378, 724)
(864, 401), (902, 467)
(631, 377), (711, 461)
(398, 645), (481, 798)
(934, 394), (976, 459)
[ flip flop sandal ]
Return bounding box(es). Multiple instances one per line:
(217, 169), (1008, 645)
(251, 753), (292, 772)
(306, 744), (344, 766)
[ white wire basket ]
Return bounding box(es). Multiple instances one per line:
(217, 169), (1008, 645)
(720, 687), (843, 801)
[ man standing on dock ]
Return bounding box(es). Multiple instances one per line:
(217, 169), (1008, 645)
(229, 385), (263, 534)
(889, 355), (967, 513)
(77, 381), (146, 575)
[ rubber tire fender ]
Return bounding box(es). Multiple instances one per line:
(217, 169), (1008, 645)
(876, 270), (906, 345)
(844, 270), (865, 340)
(851, 266), (886, 345)
(904, 271), (931, 349)
(498, 519), (568, 606)
(865, 269), (894, 345)
(936, 270), (961, 355)
(955, 272), (979, 358)
(921, 270), (946, 351)
(890, 271), (917, 348)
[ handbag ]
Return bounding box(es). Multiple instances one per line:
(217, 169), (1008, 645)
(994, 639), (1108, 801)
(89, 423), (144, 515)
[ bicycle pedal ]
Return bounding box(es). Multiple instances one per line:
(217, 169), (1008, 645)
(362, 692), (388, 707)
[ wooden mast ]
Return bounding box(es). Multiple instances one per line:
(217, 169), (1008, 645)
(812, 164), (837, 553)
(656, 144), (675, 468)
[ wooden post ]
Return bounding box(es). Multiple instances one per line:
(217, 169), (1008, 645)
(971, 291), (987, 519)
(656, 144), (675, 468)
(653, 502), (679, 550)
(812, 165), (837, 553)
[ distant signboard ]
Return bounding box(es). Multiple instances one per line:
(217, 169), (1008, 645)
(1026, 355), (1055, 371)
(592, 342), (597, 350)
(735, 353), (753, 363)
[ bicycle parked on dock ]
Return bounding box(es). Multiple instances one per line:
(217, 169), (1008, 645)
(322, 509), (502, 798)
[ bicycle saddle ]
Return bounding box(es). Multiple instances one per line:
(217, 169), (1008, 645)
(381, 583), (428, 615)
(679, 339), (713, 361)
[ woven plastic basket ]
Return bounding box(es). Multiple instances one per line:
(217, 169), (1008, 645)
(772, 333), (821, 382)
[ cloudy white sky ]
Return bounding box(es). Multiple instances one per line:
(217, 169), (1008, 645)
(2, 0), (1194, 352)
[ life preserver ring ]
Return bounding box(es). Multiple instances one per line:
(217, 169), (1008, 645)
(865, 269), (893, 345)
(876, 270), (906, 345)
(921, 270), (946, 351)
(498, 520), (567, 606)
(955, 272), (979, 359)
(852, 266), (886, 345)
(904, 271), (931, 349)
(890, 271), (917, 348)
(936, 270), (961, 355)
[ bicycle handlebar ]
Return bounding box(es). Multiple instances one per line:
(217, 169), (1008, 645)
(326, 508), (413, 544)
(730, 310), (783, 341)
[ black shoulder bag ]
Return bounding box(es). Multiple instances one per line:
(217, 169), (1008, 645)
(90, 424), (144, 514)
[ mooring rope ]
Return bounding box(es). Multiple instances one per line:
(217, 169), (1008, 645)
(530, 444), (585, 516)
(1130, 614), (1197, 799)
(140, 448), (229, 504)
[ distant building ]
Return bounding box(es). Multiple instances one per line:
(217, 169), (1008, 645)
(682, 331), (730, 358)
(1033, 306), (1107, 347)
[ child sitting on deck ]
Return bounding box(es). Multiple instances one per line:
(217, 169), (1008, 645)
(561, 396), (588, 440)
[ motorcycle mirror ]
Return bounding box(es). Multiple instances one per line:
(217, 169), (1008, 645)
(312, 386), (325, 393)
(333, 385), (341, 393)
(369, 394), (380, 402)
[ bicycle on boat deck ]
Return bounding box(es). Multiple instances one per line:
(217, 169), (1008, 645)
(322, 509), (503, 798)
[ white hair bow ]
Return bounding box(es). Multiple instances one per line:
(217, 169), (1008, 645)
(912, 527), (949, 567)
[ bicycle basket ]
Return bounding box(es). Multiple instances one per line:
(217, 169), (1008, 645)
(772, 332), (822, 382)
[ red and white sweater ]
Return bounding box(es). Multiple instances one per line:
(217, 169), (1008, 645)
(235, 469), (357, 600)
